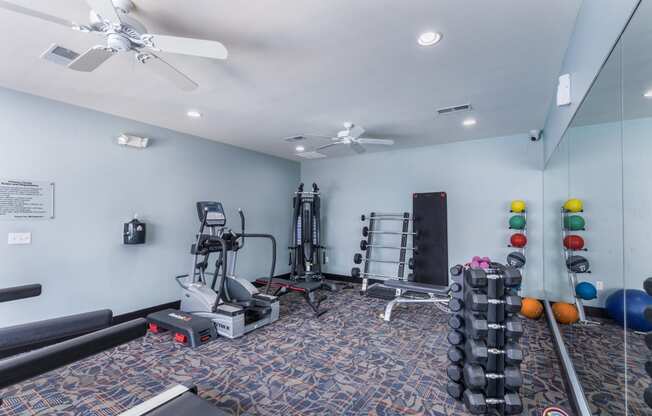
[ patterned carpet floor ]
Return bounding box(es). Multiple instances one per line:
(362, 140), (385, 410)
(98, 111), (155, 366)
(560, 317), (649, 416)
(0, 285), (571, 415)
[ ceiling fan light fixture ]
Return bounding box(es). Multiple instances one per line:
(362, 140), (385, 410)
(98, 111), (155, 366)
(462, 118), (477, 127)
(644, 89), (652, 98)
(186, 110), (202, 118)
(417, 31), (442, 47)
(295, 145), (305, 152)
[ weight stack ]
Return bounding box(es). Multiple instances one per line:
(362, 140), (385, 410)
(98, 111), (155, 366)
(643, 278), (652, 409)
(446, 264), (524, 415)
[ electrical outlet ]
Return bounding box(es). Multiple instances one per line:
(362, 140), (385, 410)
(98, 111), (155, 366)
(8, 232), (31, 245)
(596, 281), (604, 291)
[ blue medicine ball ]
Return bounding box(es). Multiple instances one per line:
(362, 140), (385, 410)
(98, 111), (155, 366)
(575, 282), (597, 300)
(605, 289), (652, 332)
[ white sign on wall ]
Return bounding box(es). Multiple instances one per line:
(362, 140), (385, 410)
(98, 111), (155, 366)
(0, 179), (54, 220)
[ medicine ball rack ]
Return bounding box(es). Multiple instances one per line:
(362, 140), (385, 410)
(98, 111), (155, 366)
(446, 264), (525, 415)
(506, 202), (527, 295)
(354, 212), (414, 300)
(560, 207), (599, 326)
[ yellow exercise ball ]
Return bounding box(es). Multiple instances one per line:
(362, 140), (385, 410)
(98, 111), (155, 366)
(563, 198), (583, 213)
(521, 298), (543, 319)
(511, 200), (526, 213)
(552, 302), (579, 324)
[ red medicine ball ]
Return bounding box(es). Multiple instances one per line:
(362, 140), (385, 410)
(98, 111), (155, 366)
(510, 233), (527, 248)
(563, 235), (585, 250)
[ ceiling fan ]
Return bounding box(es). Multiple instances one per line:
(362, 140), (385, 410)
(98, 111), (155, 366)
(291, 122), (394, 156)
(0, 0), (228, 90)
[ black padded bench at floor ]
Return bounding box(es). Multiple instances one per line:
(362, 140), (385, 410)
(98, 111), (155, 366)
(382, 279), (450, 321)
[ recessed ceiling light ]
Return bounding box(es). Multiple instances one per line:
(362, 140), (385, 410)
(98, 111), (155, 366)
(462, 118), (477, 127)
(644, 89), (652, 98)
(418, 31), (442, 47)
(295, 145), (305, 152)
(186, 110), (202, 118)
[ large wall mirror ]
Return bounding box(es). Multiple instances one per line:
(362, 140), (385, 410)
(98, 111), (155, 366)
(543, 1), (652, 414)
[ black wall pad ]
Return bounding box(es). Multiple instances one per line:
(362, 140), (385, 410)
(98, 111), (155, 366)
(0, 284), (42, 303)
(0, 309), (113, 359)
(0, 318), (146, 390)
(412, 192), (449, 286)
(112, 301), (181, 325)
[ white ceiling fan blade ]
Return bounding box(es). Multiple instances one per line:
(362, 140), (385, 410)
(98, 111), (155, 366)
(144, 34), (228, 60)
(350, 142), (367, 154)
(302, 134), (338, 141)
(316, 142), (345, 151)
(68, 46), (115, 71)
(356, 138), (395, 146)
(85, 0), (122, 24)
(136, 53), (198, 91)
(348, 125), (365, 139)
(0, 0), (79, 28)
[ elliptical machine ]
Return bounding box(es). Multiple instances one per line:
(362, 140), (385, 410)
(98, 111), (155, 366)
(175, 202), (279, 339)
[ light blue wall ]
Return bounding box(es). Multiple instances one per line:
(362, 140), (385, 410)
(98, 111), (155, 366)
(543, 0), (639, 162)
(0, 88), (300, 326)
(301, 135), (545, 299)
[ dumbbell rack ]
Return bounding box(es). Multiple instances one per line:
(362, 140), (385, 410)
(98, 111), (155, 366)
(357, 212), (412, 300)
(644, 278), (652, 409)
(446, 265), (524, 415)
(560, 208), (599, 326)
(507, 205), (527, 295)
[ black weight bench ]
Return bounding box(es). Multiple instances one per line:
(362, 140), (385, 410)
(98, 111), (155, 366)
(382, 279), (450, 321)
(256, 278), (328, 317)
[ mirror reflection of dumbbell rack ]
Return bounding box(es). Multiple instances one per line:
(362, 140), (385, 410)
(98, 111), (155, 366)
(560, 208), (600, 326)
(354, 212), (416, 299)
(643, 277), (652, 409)
(507, 205), (527, 296)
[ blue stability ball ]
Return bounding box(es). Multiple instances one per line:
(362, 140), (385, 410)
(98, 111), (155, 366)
(575, 282), (597, 300)
(605, 289), (652, 332)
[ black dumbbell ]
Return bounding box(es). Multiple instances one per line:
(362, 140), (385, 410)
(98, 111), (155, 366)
(450, 282), (462, 293)
(488, 318), (524, 340)
(448, 314), (463, 330)
(465, 315), (488, 339)
(466, 269), (488, 288)
(465, 339), (488, 365)
(466, 292), (488, 312)
(447, 330), (464, 346)
(488, 343), (523, 366)
(645, 277), (652, 296)
(466, 339), (522, 366)
(477, 295), (521, 313)
(502, 266), (522, 287)
(463, 391), (523, 415)
(463, 364), (523, 391)
(447, 381), (464, 400)
(447, 364), (463, 383)
(351, 267), (361, 278)
(645, 385), (652, 408)
(448, 346), (464, 364)
(450, 264), (463, 276)
(354, 253), (363, 264)
(449, 298), (464, 312)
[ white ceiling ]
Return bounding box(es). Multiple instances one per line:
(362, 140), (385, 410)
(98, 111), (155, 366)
(0, 0), (581, 160)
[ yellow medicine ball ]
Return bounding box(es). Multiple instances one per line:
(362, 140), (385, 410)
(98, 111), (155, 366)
(511, 200), (526, 213)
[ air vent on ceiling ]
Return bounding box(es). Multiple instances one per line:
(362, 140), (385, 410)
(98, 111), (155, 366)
(296, 151), (326, 159)
(40, 44), (79, 66)
(436, 103), (472, 115)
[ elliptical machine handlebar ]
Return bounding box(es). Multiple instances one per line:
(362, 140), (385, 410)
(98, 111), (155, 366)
(237, 209), (245, 249)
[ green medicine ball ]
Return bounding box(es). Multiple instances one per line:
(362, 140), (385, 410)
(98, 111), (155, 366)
(509, 215), (526, 230)
(564, 215), (585, 231)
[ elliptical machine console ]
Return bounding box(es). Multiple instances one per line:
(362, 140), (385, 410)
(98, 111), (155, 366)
(149, 202), (279, 343)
